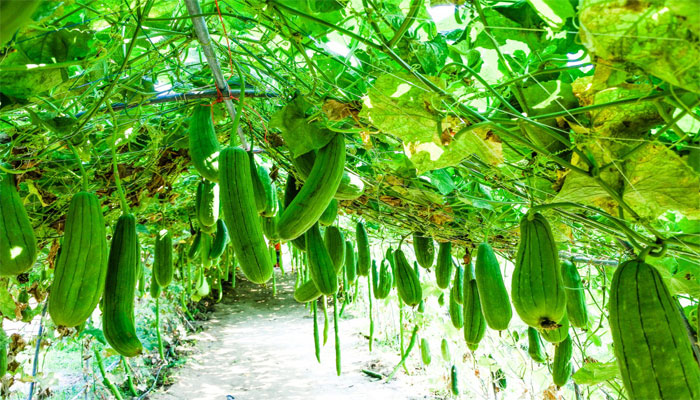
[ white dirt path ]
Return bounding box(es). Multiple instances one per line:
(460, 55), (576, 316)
(151, 271), (435, 400)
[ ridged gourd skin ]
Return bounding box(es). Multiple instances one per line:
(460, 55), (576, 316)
(187, 231), (202, 260)
(393, 248), (422, 307)
(291, 149), (364, 200)
(373, 259), (392, 299)
(219, 147), (273, 284)
(560, 259), (589, 329)
(452, 264), (464, 304)
(474, 243), (512, 330)
(306, 222), (338, 295)
(153, 230), (173, 287)
(200, 231), (212, 270)
(248, 152), (266, 214)
(413, 233), (435, 269)
(344, 240), (357, 283)
(319, 199), (338, 226)
(208, 219), (230, 259)
(540, 313), (569, 343)
(420, 338), (431, 365)
(323, 226), (345, 272)
(335, 172), (364, 200)
(0, 170), (37, 275)
(149, 272), (161, 299)
(277, 135), (345, 240)
(356, 222), (370, 277)
(0, 329), (6, 377)
(0, 0), (41, 44)
(48, 192), (108, 327)
(512, 213), (566, 329)
(435, 242), (453, 289)
(451, 365), (460, 395)
(283, 176), (306, 251)
(552, 334), (573, 387)
(257, 166), (278, 217)
(449, 283), (464, 329)
(609, 259), (700, 399)
(103, 214), (143, 357)
(441, 339), (451, 362)
(293, 279), (322, 303)
(463, 264), (486, 351)
(262, 197), (284, 242)
(195, 180), (219, 229)
(188, 106), (220, 182)
(527, 327), (546, 363)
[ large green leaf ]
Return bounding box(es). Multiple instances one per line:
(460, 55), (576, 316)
(269, 97), (336, 158)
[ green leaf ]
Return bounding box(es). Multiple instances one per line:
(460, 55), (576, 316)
(269, 97), (336, 158)
(360, 74), (502, 173)
(525, 0), (575, 29)
(0, 280), (16, 319)
(413, 34), (448, 76)
(572, 361), (620, 385)
(426, 169), (455, 195)
(622, 145), (700, 219)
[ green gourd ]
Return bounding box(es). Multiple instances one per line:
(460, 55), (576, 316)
(540, 313), (569, 344)
(195, 180), (219, 229)
(561, 259), (589, 329)
(609, 259), (700, 399)
(463, 264), (486, 351)
(149, 272), (161, 299)
(356, 222), (370, 277)
(420, 338), (431, 365)
(0, 170), (37, 275)
(277, 135), (345, 240)
(435, 242), (453, 289)
(344, 240), (357, 283)
(413, 232), (435, 269)
(323, 226), (345, 272)
(257, 166), (278, 217)
(208, 219), (230, 260)
(373, 259), (392, 299)
(187, 231), (202, 260)
(306, 222), (338, 295)
(474, 243), (512, 330)
(512, 213), (566, 329)
(527, 327), (546, 363)
(153, 230), (173, 287)
(219, 147), (273, 284)
(103, 214), (143, 357)
(293, 279), (322, 303)
(552, 334), (573, 387)
(393, 248), (422, 307)
(283, 176), (306, 251)
(48, 192), (108, 327)
(449, 283), (464, 329)
(319, 199), (338, 226)
(188, 106), (220, 182)
(247, 153), (266, 214)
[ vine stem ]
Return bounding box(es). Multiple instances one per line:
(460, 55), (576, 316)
(65, 2), (147, 143)
(121, 357), (138, 396)
(230, 58), (246, 147)
(388, 0), (421, 47)
(110, 126), (130, 214)
(93, 348), (124, 400)
(67, 143), (89, 191)
(184, 0), (248, 150)
(385, 324), (419, 382)
(27, 302), (47, 400)
(155, 297), (165, 360)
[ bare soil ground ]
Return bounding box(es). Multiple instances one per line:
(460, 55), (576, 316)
(151, 271), (435, 400)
